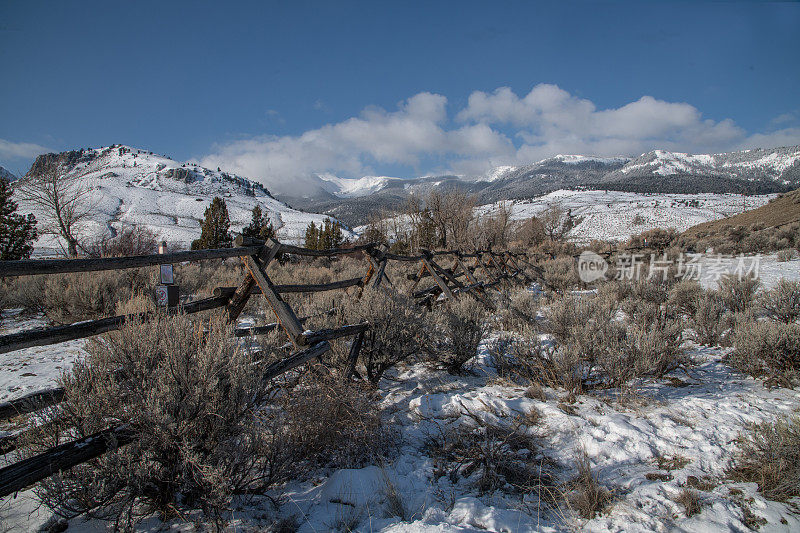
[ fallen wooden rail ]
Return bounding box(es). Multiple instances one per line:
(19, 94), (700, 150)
(0, 387), (65, 420)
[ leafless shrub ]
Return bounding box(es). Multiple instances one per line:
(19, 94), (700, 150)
(776, 249), (796, 262)
(760, 279), (800, 324)
(85, 225), (159, 257)
(565, 452), (612, 519)
(343, 290), (432, 385)
(668, 279), (704, 317)
(727, 416), (800, 502)
(436, 297), (490, 373)
(729, 319), (800, 387)
(23, 310), (274, 525)
(717, 274), (761, 314)
(691, 292), (734, 346)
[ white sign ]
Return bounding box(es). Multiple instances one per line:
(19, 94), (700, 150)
(155, 286), (169, 307)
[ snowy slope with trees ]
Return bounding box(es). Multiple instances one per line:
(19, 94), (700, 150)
(12, 146), (352, 255)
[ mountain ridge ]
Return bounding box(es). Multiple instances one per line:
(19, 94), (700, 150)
(281, 146), (799, 226)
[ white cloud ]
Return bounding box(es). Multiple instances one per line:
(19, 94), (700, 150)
(0, 139), (49, 163)
(201, 84), (800, 191)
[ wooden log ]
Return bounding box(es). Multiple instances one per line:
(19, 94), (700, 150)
(0, 246), (262, 278)
(225, 241), (281, 322)
(383, 252), (425, 262)
(422, 257), (454, 299)
(345, 330), (365, 381)
(302, 323), (369, 345)
(412, 284), (442, 299)
(0, 424), (136, 498)
(218, 277), (365, 299)
(243, 255), (306, 345)
(261, 341), (331, 382)
(456, 257), (479, 286)
(0, 387), (65, 421)
(0, 295), (229, 356)
(431, 259), (465, 290)
(234, 308), (335, 337)
(272, 242), (377, 257)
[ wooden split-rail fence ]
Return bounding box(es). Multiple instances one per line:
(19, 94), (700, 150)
(0, 236), (542, 498)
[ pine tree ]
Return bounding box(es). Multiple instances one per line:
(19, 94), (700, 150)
(0, 178), (37, 260)
(304, 221), (320, 250)
(241, 205), (275, 241)
(191, 197), (232, 250)
(319, 217), (344, 249)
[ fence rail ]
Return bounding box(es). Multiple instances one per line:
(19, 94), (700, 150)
(0, 235), (543, 498)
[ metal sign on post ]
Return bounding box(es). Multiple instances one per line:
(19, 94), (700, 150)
(156, 241), (179, 308)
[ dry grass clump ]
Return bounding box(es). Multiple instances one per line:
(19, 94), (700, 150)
(726, 417), (800, 502)
(760, 279), (800, 324)
(777, 248), (796, 262)
(276, 370), (393, 472)
(565, 453), (612, 519)
(674, 488), (703, 517)
(729, 318), (800, 387)
(23, 310), (272, 525)
(436, 297), (490, 373)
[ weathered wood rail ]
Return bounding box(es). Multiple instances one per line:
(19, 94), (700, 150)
(0, 235), (542, 498)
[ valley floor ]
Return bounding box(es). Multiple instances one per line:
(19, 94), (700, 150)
(1, 256), (799, 532)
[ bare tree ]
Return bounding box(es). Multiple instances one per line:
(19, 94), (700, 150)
(539, 203), (574, 242)
(16, 157), (96, 257)
(426, 189), (476, 249)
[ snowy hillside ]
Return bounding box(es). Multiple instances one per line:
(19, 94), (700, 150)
(13, 146), (352, 254)
(605, 146), (800, 186)
(475, 190), (775, 243)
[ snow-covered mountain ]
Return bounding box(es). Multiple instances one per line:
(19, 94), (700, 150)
(0, 166), (16, 182)
(280, 146), (799, 226)
(14, 146), (353, 255)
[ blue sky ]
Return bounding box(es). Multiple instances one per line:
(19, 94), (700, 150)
(1, 0), (798, 190)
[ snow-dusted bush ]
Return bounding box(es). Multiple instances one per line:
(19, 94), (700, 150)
(776, 248), (796, 262)
(727, 416), (800, 501)
(534, 292), (686, 393)
(729, 318), (800, 387)
(277, 371), (392, 472)
(760, 279), (800, 324)
(436, 297), (490, 373)
(717, 274), (761, 314)
(425, 409), (556, 498)
(25, 310), (273, 524)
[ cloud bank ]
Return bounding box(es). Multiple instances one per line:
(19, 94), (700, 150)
(0, 139), (50, 165)
(200, 84), (800, 193)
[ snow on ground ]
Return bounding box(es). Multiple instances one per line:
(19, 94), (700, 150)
(473, 190), (774, 244)
(2, 259), (799, 532)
